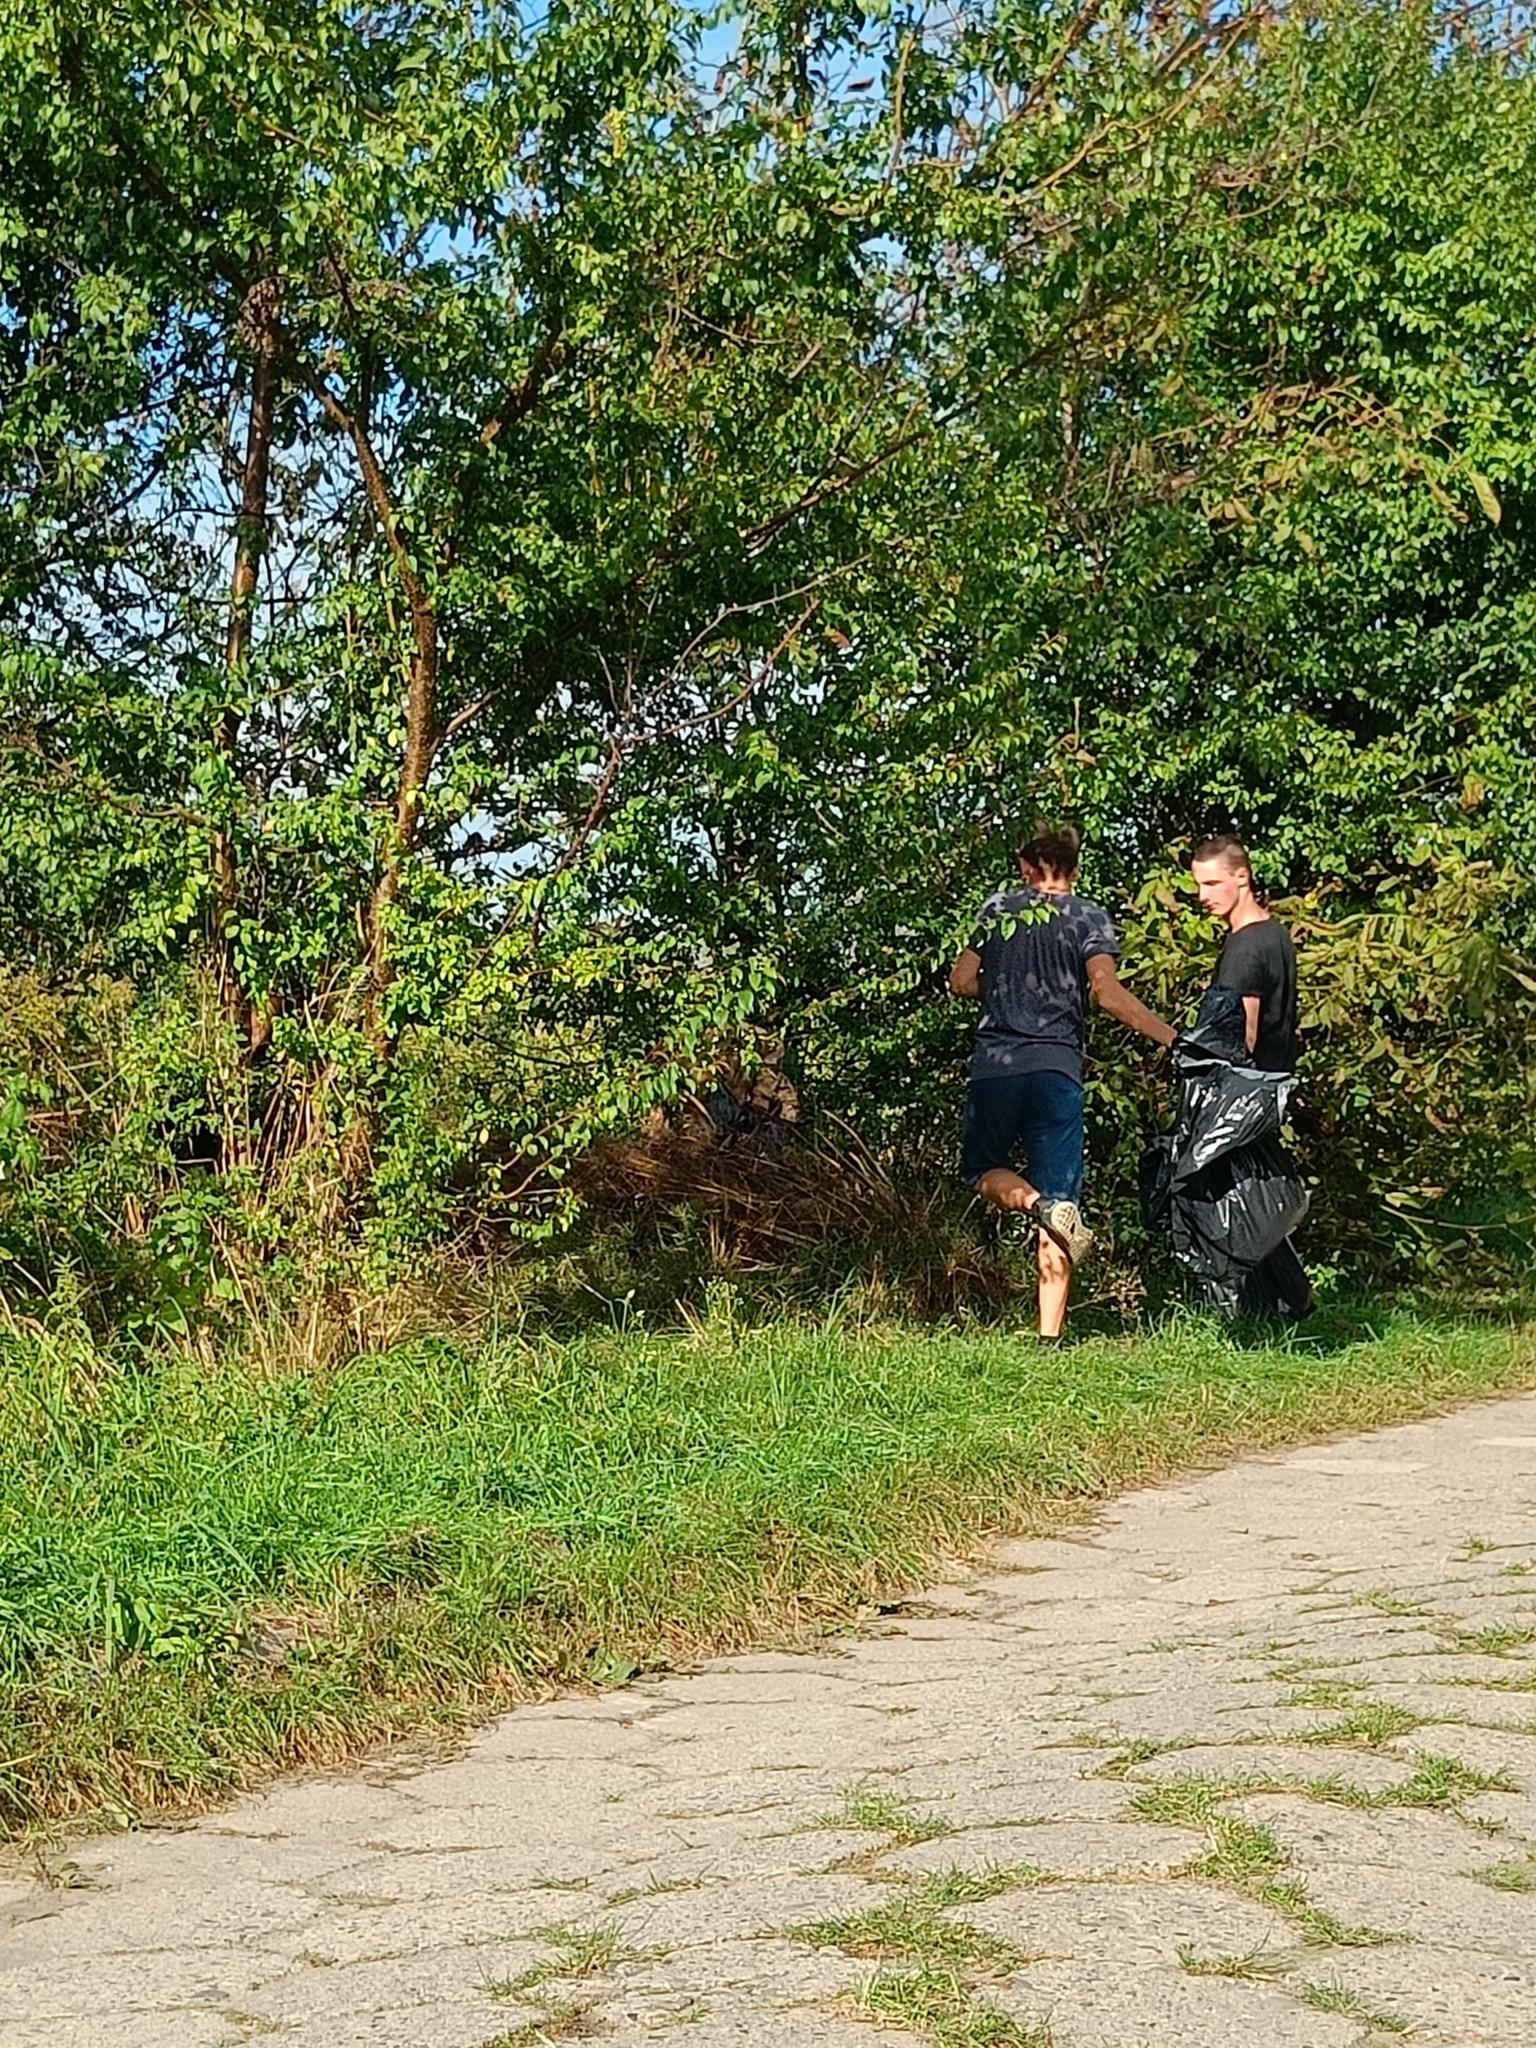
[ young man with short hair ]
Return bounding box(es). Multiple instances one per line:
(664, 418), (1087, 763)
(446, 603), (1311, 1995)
(1188, 834), (1298, 1071)
(950, 823), (1175, 1339)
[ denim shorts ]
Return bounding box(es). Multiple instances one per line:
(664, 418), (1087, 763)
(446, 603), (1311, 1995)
(960, 1071), (1085, 1202)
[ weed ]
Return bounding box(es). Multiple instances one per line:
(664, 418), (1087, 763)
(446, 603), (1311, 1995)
(824, 1786), (951, 1845)
(1468, 1860), (1536, 1892)
(1197, 1815), (1286, 1888)
(905, 1865), (1051, 1910)
(1450, 1623), (1536, 1657)
(789, 1867), (1046, 1977)
(1128, 1775), (1241, 1829)
(1093, 1738), (1192, 1781)
(606, 1874), (706, 1906)
(1354, 1591), (1432, 1619)
(1282, 1678), (1369, 1711)
(492, 1922), (639, 2002)
(1298, 1980), (1411, 2032)
(1381, 1753), (1516, 1809)
(1131, 1775), (1399, 1946)
(790, 1893), (1026, 1975)
(1277, 1898), (1399, 1949)
(479, 2003), (604, 2047)
(849, 1968), (1052, 2046)
(1296, 1704), (1420, 1748)
(1176, 1944), (1290, 1980)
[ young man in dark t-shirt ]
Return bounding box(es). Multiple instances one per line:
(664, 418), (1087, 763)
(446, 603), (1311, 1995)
(1189, 834), (1298, 1071)
(950, 823), (1175, 1339)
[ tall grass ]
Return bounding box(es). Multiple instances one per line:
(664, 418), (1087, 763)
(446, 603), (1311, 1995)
(1, 1302), (1530, 1839)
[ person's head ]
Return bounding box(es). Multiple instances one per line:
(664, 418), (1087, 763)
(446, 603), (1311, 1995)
(1015, 821), (1081, 890)
(1189, 833), (1258, 923)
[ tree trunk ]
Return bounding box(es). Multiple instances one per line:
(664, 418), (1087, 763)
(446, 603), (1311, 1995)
(214, 280), (280, 1049)
(366, 591), (439, 1019)
(299, 362), (440, 1064)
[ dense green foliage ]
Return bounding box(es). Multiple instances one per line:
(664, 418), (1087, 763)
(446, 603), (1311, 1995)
(1, 1303), (1530, 1835)
(0, 0), (1532, 1316)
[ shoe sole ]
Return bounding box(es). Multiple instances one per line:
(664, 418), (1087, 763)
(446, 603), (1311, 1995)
(1039, 1204), (1094, 1266)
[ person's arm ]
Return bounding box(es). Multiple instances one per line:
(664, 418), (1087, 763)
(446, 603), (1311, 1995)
(1085, 953), (1176, 1048)
(1240, 993), (1261, 1054)
(949, 947), (983, 999)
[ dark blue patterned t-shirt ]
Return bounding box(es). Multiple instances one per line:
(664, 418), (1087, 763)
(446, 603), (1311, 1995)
(967, 887), (1118, 1083)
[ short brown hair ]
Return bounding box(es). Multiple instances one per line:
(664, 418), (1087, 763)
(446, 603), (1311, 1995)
(1015, 821), (1081, 877)
(1190, 832), (1251, 875)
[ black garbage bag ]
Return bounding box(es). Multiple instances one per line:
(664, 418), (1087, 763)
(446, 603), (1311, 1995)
(1142, 987), (1312, 1321)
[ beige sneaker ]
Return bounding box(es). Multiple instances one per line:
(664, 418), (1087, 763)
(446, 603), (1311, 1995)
(1037, 1198), (1094, 1265)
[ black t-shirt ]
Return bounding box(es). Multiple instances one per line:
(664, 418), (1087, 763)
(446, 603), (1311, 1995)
(968, 887), (1118, 1084)
(1215, 918), (1297, 1072)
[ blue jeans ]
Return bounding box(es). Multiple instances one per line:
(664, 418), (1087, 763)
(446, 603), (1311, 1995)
(961, 1071), (1084, 1202)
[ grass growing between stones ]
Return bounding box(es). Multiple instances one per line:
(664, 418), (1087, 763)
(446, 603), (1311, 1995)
(1298, 1980), (1412, 2033)
(789, 1865), (1045, 1974)
(1449, 1622), (1536, 1656)
(1136, 1742), (1522, 1944)
(846, 1968), (1053, 2046)
(479, 2004), (605, 2047)
(1294, 1704), (1423, 1748)
(1468, 1859), (1536, 1891)
(488, 1920), (645, 2001)
(1176, 1943), (1290, 1981)
(824, 1786), (954, 1845)
(2, 1305), (1532, 1838)
(1280, 1678), (1371, 1712)
(1130, 1780), (1398, 1947)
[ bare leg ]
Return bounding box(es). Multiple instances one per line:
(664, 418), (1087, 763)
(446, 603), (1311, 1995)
(1036, 1232), (1071, 1339)
(975, 1167), (1038, 1213)
(975, 1168), (1070, 1335)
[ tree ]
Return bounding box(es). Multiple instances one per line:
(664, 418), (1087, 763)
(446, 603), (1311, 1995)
(0, 0), (1531, 1297)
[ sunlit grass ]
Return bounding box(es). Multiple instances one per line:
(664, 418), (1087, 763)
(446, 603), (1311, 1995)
(0, 1306), (1530, 1838)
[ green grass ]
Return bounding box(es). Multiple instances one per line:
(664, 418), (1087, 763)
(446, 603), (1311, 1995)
(1381, 1753), (1517, 1809)
(1280, 1678), (1369, 1711)
(0, 1305), (1531, 1837)
(1130, 1777), (1399, 1946)
(788, 1864), (1045, 1974)
(487, 1921), (641, 2001)
(789, 1895), (1027, 1974)
(1176, 1943), (1290, 1980)
(1468, 1859), (1536, 1892)
(478, 2003), (604, 2046)
(1297, 1979), (1411, 2032)
(822, 1785), (953, 1844)
(1448, 1621), (1536, 1656)
(848, 1968), (1052, 2046)
(1295, 1703), (1421, 1748)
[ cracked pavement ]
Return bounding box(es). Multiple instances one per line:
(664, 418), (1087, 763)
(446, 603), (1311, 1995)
(5, 1394), (1536, 2046)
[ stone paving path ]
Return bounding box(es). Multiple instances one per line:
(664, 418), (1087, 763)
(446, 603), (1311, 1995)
(6, 1395), (1536, 2048)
